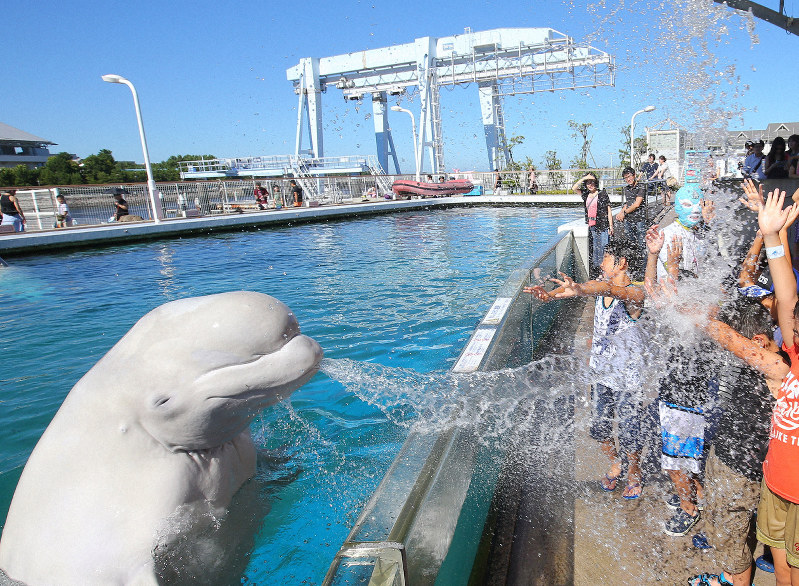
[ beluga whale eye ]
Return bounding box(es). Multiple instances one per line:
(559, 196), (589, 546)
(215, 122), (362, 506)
(151, 395), (171, 408)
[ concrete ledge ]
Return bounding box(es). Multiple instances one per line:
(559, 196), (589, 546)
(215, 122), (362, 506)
(0, 195), (585, 257)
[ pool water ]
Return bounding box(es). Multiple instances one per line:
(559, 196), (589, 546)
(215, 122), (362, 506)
(0, 205), (578, 584)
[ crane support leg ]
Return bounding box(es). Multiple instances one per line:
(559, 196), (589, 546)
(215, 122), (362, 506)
(478, 81), (509, 170)
(372, 92), (400, 174)
(295, 57), (324, 158)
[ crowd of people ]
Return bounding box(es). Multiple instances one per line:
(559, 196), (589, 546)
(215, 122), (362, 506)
(742, 135), (799, 181)
(528, 171), (799, 585)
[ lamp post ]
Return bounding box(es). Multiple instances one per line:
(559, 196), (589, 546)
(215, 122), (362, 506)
(101, 74), (162, 223)
(630, 105), (655, 170)
(390, 106), (420, 182)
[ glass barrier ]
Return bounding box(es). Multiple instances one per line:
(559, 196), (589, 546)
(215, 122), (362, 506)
(323, 228), (588, 585)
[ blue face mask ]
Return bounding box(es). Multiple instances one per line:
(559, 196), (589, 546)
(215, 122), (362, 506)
(675, 184), (703, 228)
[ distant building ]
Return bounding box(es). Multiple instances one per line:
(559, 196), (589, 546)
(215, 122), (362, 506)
(0, 122), (56, 169)
(726, 122), (799, 153)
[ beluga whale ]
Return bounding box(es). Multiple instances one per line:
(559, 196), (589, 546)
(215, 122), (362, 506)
(0, 291), (323, 585)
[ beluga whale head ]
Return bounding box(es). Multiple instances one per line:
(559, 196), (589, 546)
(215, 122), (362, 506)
(110, 291), (324, 451)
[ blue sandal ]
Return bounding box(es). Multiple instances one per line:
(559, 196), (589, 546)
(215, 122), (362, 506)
(687, 572), (732, 585)
(600, 472), (620, 491)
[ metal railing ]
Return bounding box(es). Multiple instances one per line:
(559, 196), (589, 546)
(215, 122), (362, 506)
(323, 229), (588, 585)
(3, 170), (672, 233)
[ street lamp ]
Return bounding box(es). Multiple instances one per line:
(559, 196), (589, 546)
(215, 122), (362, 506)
(101, 74), (162, 223)
(630, 105), (655, 170)
(390, 106), (420, 182)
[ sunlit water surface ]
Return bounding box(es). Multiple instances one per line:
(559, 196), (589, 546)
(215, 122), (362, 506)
(0, 206), (578, 583)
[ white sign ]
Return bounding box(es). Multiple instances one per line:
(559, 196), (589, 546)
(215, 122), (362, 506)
(453, 328), (497, 372)
(483, 297), (512, 325)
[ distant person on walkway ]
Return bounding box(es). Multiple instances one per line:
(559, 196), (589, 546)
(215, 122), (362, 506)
(1, 189), (26, 232)
(642, 153), (658, 182)
(653, 155), (674, 203)
(254, 182), (268, 210)
(528, 166), (538, 194)
(272, 184), (283, 209)
(743, 139), (766, 181)
(494, 168), (502, 193)
(55, 195), (73, 228)
(573, 172), (612, 278)
(616, 167), (646, 278)
(290, 180), (303, 207)
(764, 136), (790, 179)
(112, 193), (129, 221)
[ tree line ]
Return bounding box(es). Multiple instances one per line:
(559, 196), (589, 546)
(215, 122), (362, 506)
(0, 150), (216, 188)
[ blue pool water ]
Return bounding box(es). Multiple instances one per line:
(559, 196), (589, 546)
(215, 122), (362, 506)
(0, 205), (578, 583)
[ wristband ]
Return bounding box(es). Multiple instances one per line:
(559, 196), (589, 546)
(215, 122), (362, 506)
(766, 245), (785, 259)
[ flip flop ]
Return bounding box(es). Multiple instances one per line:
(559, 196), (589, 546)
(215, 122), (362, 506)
(622, 481), (642, 500)
(687, 572), (733, 586)
(600, 473), (620, 491)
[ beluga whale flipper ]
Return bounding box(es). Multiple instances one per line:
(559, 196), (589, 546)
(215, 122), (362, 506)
(0, 291), (323, 585)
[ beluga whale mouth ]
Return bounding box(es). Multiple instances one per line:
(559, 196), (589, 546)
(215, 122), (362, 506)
(0, 291), (323, 586)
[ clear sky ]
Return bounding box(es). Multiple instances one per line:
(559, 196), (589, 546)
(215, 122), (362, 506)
(3, 0), (795, 172)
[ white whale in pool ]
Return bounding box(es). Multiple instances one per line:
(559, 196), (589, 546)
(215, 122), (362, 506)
(0, 291), (323, 585)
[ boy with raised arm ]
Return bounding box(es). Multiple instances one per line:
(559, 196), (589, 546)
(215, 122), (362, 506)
(683, 300), (789, 586)
(755, 189), (799, 586)
(525, 241), (646, 499)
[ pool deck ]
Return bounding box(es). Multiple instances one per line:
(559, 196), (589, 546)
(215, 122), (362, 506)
(0, 193), (612, 258)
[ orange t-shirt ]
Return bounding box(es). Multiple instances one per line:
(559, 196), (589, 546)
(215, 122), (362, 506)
(763, 343), (799, 502)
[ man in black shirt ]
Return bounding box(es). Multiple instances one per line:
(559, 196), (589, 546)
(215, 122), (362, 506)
(290, 180), (303, 207)
(616, 167), (647, 277)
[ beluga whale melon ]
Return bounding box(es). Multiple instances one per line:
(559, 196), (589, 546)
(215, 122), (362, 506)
(0, 291), (323, 585)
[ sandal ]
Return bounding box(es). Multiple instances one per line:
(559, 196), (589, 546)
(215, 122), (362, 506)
(687, 572), (732, 586)
(622, 481), (642, 500)
(600, 472), (620, 492)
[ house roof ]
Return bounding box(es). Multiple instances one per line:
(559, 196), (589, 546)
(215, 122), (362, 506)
(0, 122), (55, 145)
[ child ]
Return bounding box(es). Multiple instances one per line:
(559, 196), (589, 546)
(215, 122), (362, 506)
(645, 225), (713, 537)
(55, 195), (72, 228)
(525, 241), (646, 499)
(684, 301), (789, 586)
(755, 189), (799, 586)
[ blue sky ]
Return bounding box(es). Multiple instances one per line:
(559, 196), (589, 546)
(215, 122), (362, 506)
(3, 0), (795, 172)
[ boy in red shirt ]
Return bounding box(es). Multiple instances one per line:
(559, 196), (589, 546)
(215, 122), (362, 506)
(756, 188), (799, 586)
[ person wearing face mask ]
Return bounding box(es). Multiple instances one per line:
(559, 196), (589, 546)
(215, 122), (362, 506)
(655, 183), (712, 280)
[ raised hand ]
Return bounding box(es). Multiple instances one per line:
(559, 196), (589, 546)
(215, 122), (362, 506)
(739, 178), (764, 212)
(645, 224), (664, 255)
(667, 236), (683, 267)
(758, 189), (790, 237)
(701, 199), (715, 224)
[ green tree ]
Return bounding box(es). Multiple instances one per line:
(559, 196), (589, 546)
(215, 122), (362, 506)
(82, 149), (124, 184)
(568, 120), (593, 169)
(38, 152), (84, 186)
(543, 150), (564, 190)
(618, 125), (648, 170)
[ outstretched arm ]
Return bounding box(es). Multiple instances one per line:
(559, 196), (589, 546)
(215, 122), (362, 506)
(759, 189), (799, 346)
(700, 318), (789, 389)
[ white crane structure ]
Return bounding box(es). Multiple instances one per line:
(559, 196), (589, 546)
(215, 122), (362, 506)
(287, 27), (615, 174)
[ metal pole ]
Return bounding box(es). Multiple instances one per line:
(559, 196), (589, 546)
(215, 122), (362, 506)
(102, 75), (162, 223)
(391, 106), (420, 182)
(629, 106), (655, 171)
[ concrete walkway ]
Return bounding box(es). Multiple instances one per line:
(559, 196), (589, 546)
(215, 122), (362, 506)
(0, 194), (600, 258)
